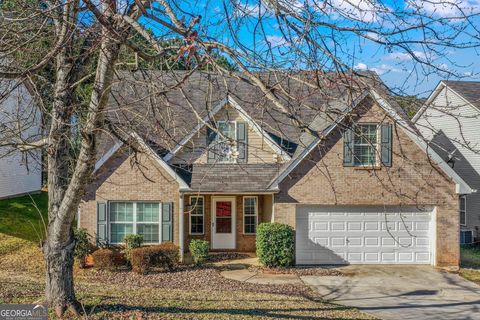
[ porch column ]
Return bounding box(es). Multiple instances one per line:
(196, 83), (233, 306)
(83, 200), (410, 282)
(179, 192), (185, 262)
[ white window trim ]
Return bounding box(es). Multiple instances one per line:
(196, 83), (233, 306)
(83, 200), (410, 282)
(460, 195), (467, 226)
(216, 120), (238, 163)
(352, 123), (381, 167)
(108, 201), (162, 245)
(243, 196), (258, 235)
(189, 196), (205, 235)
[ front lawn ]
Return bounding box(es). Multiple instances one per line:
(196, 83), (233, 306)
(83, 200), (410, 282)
(0, 192), (48, 242)
(0, 233), (373, 319)
(460, 245), (480, 285)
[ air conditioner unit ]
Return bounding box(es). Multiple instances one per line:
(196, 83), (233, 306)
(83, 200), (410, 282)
(460, 230), (474, 244)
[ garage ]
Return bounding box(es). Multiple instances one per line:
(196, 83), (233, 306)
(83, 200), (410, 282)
(296, 205), (435, 265)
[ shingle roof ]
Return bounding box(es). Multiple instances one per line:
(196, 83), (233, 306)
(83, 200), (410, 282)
(443, 80), (480, 110)
(173, 163), (282, 192)
(98, 70), (406, 192)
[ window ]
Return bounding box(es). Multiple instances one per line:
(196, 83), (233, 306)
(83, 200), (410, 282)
(460, 196), (467, 226)
(190, 196), (204, 234)
(109, 202), (160, 244)
(353, 124), (379, 166)
(217, 121), (237, 162)
(243, 197), (258, 234)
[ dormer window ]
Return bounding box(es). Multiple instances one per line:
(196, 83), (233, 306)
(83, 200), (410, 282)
(217, 121), (238, 163)
(206, 121), (247, 163)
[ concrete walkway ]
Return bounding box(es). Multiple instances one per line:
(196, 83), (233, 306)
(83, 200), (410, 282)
(220, 268), (302, 284)
(302, 265), (480, 320)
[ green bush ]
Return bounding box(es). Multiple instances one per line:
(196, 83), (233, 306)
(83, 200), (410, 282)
(92, 248), (126, 271)
(124, 234), (143, 262)
(73, 228), (91, 268)
(189, 239), (209, 264)
(131, 242), (179, 274)
(256, 223), (295, 267)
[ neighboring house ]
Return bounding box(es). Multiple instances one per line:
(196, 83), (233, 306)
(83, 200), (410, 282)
(0, 76), (42, 199)
(78, 71), (473, 268)
(414, 81), (480, 244)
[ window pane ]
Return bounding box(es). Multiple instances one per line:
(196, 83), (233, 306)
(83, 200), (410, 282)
(244, 198), (256, 216)
(137, 203), (159, 222)
(190, 216), (204, 234)
(460, 197), (466, 211)
(218, 122), (235, 139)
(110, 202), (134, 222)
(137, 224), (159, 243)
(110, 223), (133, 243)
(190, 197), (204, 216)
(353, 125), (377, 166)
(245, 216), (256, 234)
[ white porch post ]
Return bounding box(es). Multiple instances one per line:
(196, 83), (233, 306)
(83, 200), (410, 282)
(179, 192), (185, 262)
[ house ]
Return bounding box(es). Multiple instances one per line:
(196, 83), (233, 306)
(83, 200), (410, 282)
(414, 81), (480, 244)
(0, 76), (42, 199)
(78, 71), (473, 268)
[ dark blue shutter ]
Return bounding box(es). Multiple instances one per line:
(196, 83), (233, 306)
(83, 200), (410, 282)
(206, 126), (217, 163)
(381, 124), (392, 167)
(162, 202), (173, 242)
(237, 122), (247, 162)
(96, 202), (108, 246)
(343, 128), (354, 166)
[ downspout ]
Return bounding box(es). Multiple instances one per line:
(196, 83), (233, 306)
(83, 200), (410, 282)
(179, 192), (185, 262)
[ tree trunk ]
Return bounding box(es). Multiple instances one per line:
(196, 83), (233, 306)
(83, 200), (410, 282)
(43, 232), (80, 317)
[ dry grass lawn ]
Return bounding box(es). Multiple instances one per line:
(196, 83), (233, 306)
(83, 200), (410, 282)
(460, 246), (480, 285)
(0, 234), (373, 319)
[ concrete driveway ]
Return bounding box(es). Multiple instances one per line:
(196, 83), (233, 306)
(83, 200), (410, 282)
(302, 266), (480, 320)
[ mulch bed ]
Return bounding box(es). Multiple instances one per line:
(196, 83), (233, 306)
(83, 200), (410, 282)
(248, 265), (345, 276)
(80, 264), (311, 297)
(207, 252), (252, 263)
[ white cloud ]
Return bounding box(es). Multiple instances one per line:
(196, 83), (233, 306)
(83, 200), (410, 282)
(354, 62), (403, 75)
(407, 0), (480, 18)
(266, 35), (288, 47)
(319, 0), (390, 23)
(354, 62), (369, 71)
(384, 51), (426, 61)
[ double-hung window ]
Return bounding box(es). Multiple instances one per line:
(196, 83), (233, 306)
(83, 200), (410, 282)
(344, 123), (392, 167)
(243, 196), (258, 234)
(217, 121), (237, 162)
(460, 196), (467, 226)
(353, 124), (379, 166)
(109, 202), (160, 244)
(190, 196), (204, 234)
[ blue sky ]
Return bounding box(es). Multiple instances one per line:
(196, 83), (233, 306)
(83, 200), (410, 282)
(138, 0), (480, 97)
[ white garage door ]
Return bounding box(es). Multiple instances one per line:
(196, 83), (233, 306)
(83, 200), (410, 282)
(296, 206), (434, 265)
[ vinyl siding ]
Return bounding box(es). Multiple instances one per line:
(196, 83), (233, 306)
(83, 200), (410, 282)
(416, 86), (480, 236)
(0, 79), (42, 198)
(173, 104), (280, 164)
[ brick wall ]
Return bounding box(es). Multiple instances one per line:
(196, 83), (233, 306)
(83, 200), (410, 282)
(184, 194), (268, 252)
(79, 149), (180, 245)
(274, 97), (460, 267)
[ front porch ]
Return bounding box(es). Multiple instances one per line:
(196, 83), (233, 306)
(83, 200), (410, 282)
(183, 194), (274, 252)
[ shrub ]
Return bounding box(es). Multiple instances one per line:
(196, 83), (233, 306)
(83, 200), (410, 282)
(256, 223), (295, 267)
(189, 239), (209, 264)
(73, 228), (91, 268)
(131, 242), (179, 274)
(92, 248), (126, 271)
(124, 234), (143, 263)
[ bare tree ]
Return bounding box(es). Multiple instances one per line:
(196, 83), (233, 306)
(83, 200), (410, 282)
(1, 0), (479, 316)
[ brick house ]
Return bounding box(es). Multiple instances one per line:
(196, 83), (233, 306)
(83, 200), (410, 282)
(78, 71), (473, 268)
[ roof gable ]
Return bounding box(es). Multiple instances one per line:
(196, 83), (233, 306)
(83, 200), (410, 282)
(270, 90), (474, 194)
(163, 95), (291, 163)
